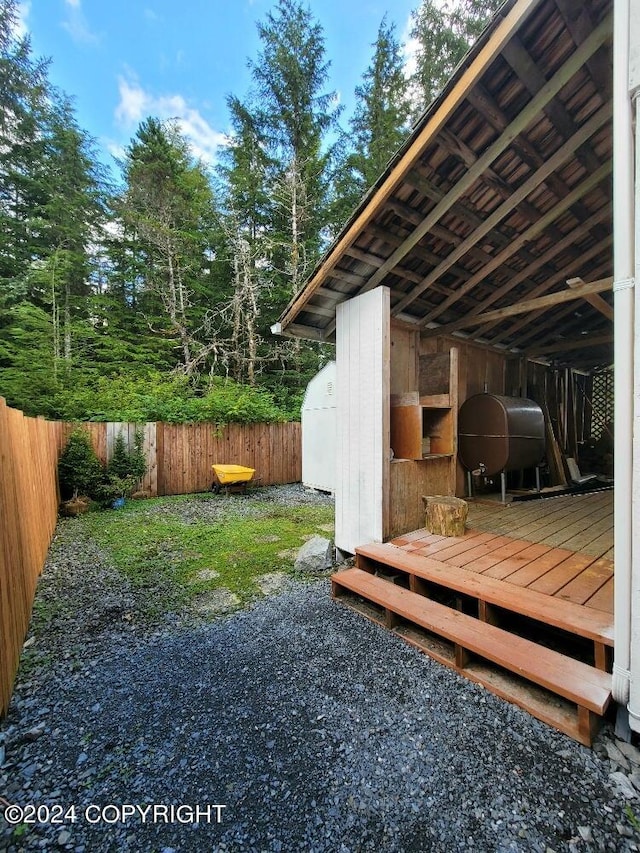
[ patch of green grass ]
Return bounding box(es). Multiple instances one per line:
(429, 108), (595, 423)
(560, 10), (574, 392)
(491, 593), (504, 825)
(82, 493), (334, 618)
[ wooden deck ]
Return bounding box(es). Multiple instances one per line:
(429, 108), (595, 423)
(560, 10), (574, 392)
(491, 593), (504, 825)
(467, 489), (614, 561)
(331, 490), (615, 745)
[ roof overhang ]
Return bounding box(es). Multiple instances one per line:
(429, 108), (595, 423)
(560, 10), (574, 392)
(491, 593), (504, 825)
(274, 0), (613, 370)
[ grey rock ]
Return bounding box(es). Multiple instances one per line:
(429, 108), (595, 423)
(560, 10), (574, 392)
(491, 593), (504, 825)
(618, 740), (640, 765)
(57, 830), (71, 846)
(606, 741), (631, 769)
(294, 535), (333, 573)
(23, 725), (45, 741)
(577, 826), (593, 842)
(610, 771), (638, 799)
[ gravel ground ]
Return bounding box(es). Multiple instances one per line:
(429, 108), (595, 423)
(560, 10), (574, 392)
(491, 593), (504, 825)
(1, 485), (640, 853)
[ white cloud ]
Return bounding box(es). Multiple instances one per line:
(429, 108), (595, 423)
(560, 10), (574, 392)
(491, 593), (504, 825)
(15, 2), (30, 38)
(114, 77), (228, 164)
(62, 0), (99, 45)
(105, 139), (127, 161)
(401, 13), (419, 80)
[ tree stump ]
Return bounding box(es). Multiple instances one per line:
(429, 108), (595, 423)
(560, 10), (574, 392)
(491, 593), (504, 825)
(422, 495), (468, 537)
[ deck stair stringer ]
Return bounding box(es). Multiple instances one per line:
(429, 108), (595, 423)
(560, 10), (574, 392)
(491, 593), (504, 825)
(331, 562), (612, 746)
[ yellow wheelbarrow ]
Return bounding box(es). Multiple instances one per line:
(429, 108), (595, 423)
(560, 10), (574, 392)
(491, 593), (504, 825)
(211, 464), (258, 495)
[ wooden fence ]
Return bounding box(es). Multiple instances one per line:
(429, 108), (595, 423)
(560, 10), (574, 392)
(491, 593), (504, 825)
(50, 420), (301, 496)
(1, 407), (301, 714)
(0, 399), (60, 716)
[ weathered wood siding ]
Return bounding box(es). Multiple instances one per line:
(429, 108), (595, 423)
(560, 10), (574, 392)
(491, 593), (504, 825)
(0, 399), (59, 716)
(335, 288), (390, 554)
(421, 335), (506, 496)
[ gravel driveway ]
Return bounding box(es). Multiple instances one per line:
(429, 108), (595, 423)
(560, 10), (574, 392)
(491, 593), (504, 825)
(1, 487), (639, 852)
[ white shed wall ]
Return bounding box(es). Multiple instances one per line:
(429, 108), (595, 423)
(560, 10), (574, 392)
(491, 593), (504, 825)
(335, 288), (390, 555)
(301, 361), (337, 492)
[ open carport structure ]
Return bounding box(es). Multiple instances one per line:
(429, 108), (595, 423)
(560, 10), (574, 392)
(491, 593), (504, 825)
(274, 0), (640, 742)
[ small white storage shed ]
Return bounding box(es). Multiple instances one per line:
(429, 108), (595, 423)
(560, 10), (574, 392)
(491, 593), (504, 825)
(301, 361), (336, 493)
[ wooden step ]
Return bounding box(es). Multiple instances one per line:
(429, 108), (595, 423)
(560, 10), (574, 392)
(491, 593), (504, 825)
(356, 542), (613, 647)
(332, 567), (612, 745)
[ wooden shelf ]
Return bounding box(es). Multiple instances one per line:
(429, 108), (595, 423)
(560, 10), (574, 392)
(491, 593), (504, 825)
(419, 393), (451, 408)
(390, 403), (453, 460)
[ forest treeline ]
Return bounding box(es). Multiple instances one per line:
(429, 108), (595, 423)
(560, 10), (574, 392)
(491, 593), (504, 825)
(0, 0), (499, 423)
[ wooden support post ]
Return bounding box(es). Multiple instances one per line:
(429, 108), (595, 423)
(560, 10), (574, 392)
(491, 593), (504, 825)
(356, 555), (376, 574)
(410, 575), (430, 597)
(330, 579), (343, 599)
(479, 600), (500, 627)
(577, 706), (600, 747)
(594, 641), (608, 672)
(455, 644), (471, 669)
(385, 608), (401, 629)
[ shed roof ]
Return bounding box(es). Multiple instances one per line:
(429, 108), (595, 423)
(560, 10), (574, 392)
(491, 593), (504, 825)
(275, 0), (613, 370)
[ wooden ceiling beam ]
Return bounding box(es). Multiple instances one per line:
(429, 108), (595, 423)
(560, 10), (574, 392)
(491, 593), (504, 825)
(422, 205), (611, 337)
(476, 243), (613, 344)
(485, 258), (611, 346)
(300, 303), (339, 319)
(366, 224), (468, 298)
(357, 13), (611, 298)
(465, 84), (595, 227)
(566, 276), (614, 320)
(502, 35), (603, 173)
(278, 322), (329, 342)
(436, 126), (564, 240)
(404, 167), (551, 275)
(555, 0), (612, 94)
(343, 246), (385, 268)
(446, 276), (612, 327)
(526, 334), (613, 357)
(405, 123), (612, 321)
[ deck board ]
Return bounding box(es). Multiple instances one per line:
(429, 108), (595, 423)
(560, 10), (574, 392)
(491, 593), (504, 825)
(502, 546), (576, 587)
(527, 554), (598, 596)
(554, 559), (614, 606)
(585, 577), (614, 613)
(467, 491), (613, 560)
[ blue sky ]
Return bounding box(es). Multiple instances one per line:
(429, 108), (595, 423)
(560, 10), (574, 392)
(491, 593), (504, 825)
(19, 0), (418, 173)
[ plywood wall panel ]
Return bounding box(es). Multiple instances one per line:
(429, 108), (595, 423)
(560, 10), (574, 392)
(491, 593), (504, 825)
(336, 288), (390, 554)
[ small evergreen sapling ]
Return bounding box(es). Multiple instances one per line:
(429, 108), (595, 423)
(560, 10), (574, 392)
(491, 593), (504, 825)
(57, 428), (103, 500)
(98, 430), (148, 504)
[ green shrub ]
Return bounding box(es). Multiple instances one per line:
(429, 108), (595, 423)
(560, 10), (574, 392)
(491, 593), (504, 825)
(108, 431), (147, 483)
(58, 428), (103, 500)
(95, 430), (148, 505)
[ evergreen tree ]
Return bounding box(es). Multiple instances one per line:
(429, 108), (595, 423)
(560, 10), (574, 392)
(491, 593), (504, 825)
(112, 118), (222, 378)
(0, 0), (50, 297)
(35, 96), (106, 378)
(334, 16), (412, 226)
(410, 0), (502, 113)
(250, 0), (341, 300)
(217, 97), (272, 385)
